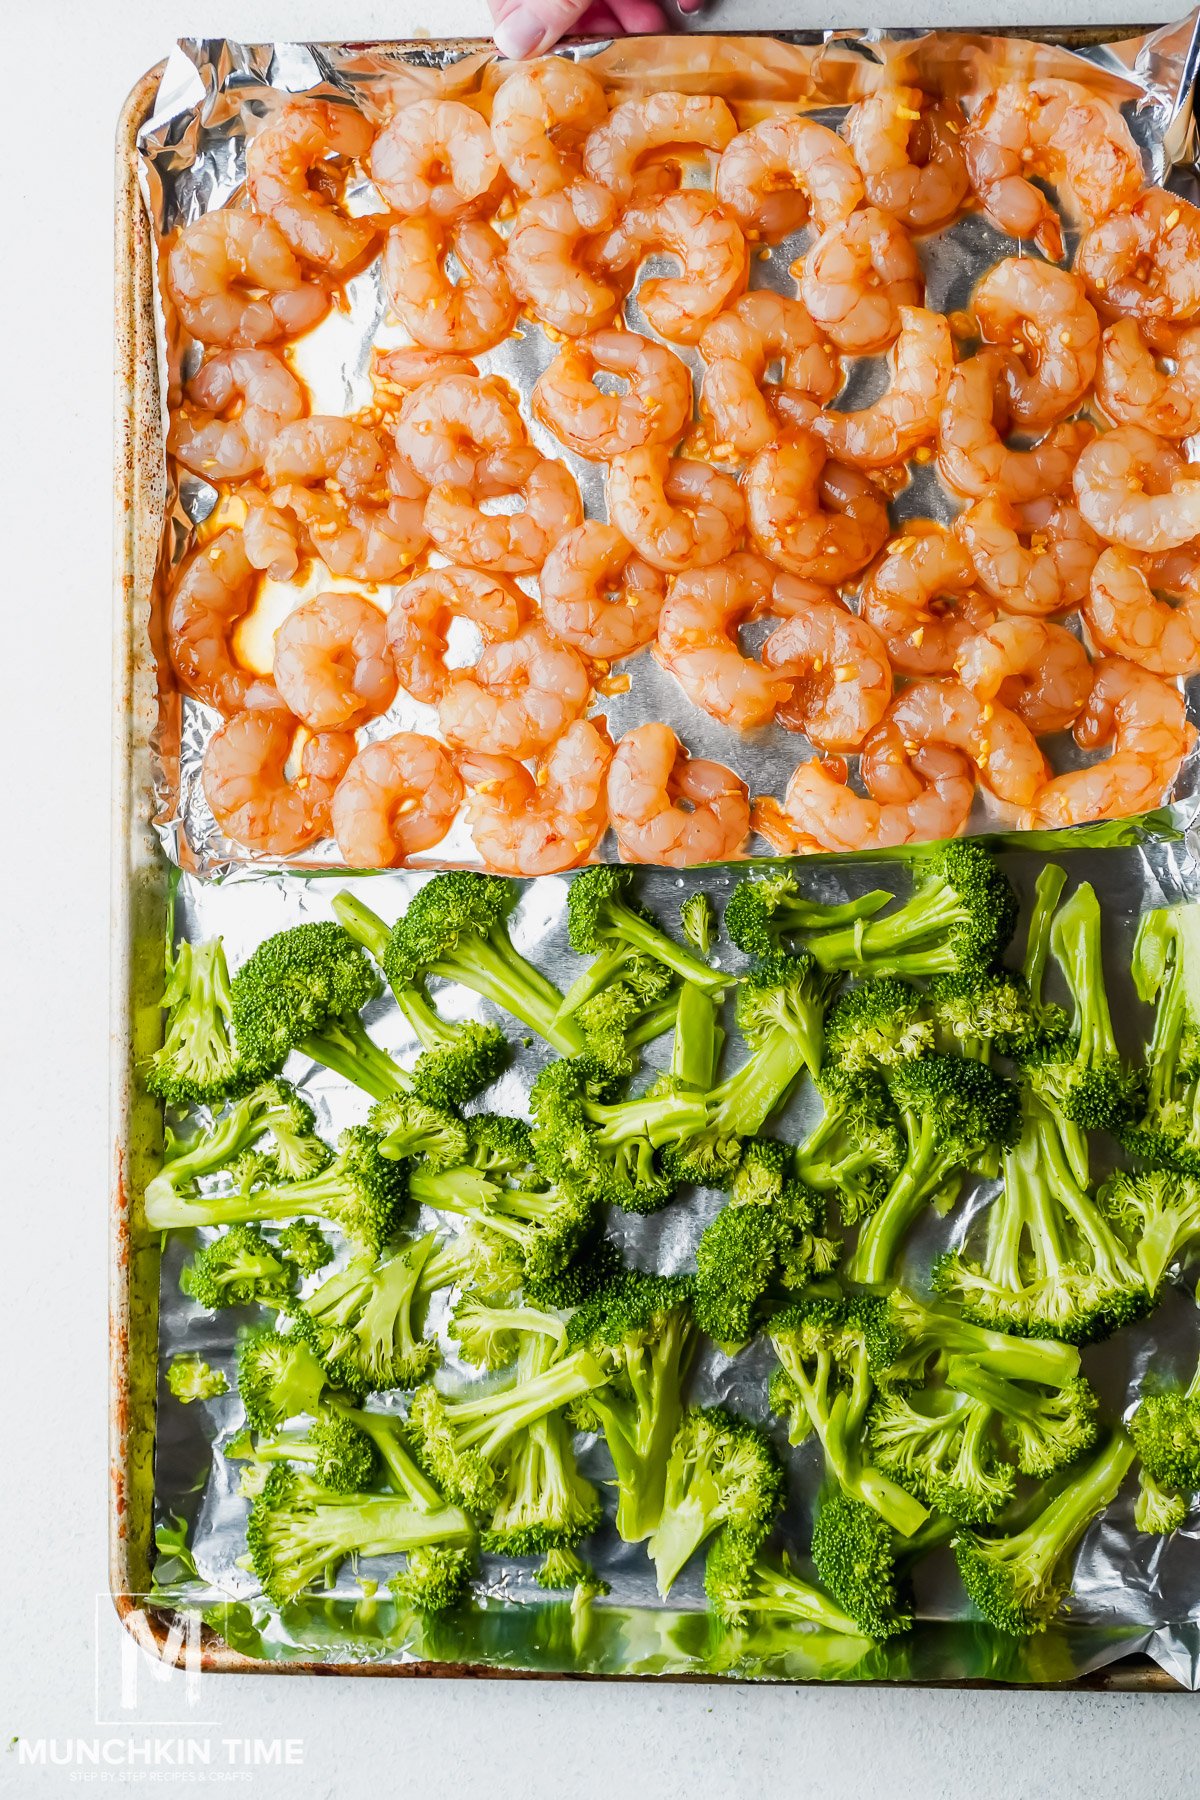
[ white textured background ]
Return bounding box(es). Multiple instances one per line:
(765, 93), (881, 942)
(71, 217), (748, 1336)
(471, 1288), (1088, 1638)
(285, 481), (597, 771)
(3, 3), (1199, 1794)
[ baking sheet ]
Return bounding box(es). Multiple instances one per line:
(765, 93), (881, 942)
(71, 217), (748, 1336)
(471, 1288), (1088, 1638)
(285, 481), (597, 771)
(135, 21), (1200, 878)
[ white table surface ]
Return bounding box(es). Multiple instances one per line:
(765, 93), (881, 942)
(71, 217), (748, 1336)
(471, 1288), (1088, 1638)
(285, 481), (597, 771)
(3, 3), (1199, 1792)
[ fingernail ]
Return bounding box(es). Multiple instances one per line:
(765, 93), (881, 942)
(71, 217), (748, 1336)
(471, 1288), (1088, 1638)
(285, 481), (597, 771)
(493, 6), (548, 58)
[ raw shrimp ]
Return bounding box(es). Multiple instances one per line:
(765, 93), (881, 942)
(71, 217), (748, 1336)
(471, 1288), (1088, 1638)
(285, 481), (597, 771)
(804, 305), (953, 468)
(245, 99), (375, 272)
(860, 524), (995, 676)
(799, 207), (923, 355)
(699, 292), (839, 458)
(753, 741), (976, 853)
(242, 494), (301, 581)
(956, 618), (1092, 732)
(955, 494), (1100, 616)
(169, 349), (306, 481)
(760, 577), (894, 750)
(438, 622), (591, 758)
(1072, 425), (1200, 552)
(607, 449), (744, 573)
(1076, 189), (1200, 330)
(490, 59), (607, 195)
(459, 718), (613, 875)
(370, 99), (502, 217)
(842, 87), (970, 233)
(745, 436), (889, 585)
(654, 555), (790, 729)
(272, 592), (396, 731)
(886, 677), (1049, 806)
(974, 259), (1100, 430)
(266, 417), (428, 580)
(938, 348), (1093, 503)
(371, 347), (479, 391)
(423, 448), (582, 573)
(583, 93), (738, 202)
(504, 181), (624, 337)
(167, 530), (258, 715)
(1024, 658), (1194, 827)
(383, 218), (517, 354)
(387, 565), (526, 702)
(532, 330), (692, 460)
(607, 723), (750, 866)
(166, 211), (329, 347)
(715, 117), (863, 241)
(538, 522), (667, 660)
(605, 191), (747, 345)
(1083, 546), (1200, 676)
(203, 685), (355, 855)
(1094, 318), (1200, 438)
(393, 373), (526, 491)
(331, 734), (463, 867)
(963, 79), (1142, 261)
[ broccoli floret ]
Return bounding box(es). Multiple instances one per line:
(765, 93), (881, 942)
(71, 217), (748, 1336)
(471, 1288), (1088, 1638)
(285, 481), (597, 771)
(809, 1490), (912, 1640)
(166, 1355), (227, 1403)
(800, 843), (1018, 977)
(869, 1287), (1083, 1390)
(146, 1079), (328, 1217)
(847, 1054), (1020, 1286)
(481, 1335), (603, 1559)
(694, 1181), (838, 1347)
(576, 978), (679, 1078)
(934, 1087), (1150, 1344)
(449, 1296), (566, 1371)
(180, 1224), (297, 1312)
(410, 1149), (602, 1289)
(277, 1220), (334, 1275)
(233, 1415), (380, 1493)
(1129, 1346), (1200, 1534)
(566, 1271), (696, 1544)
(247, 1464), (473, 1607)
(523, 1233), (625, 1312)
(535, 1545), (608, 1593)
(1134, 1470), (1190, 1536)
(704, 1535), (869, 1637)
(388, 1544), (474, 1613)
(464, 1112), (534, 1175)
(528, 1055), (708, 1212)
(146, 1124), (405, 1252)
(368, 1092), (469, 1171)
(927, 970), (1038, 1064)
(954, 1432), (1136, 1635)
(725, 872), (891, 960)
(561, 866), (726, 1014)
(794, 1067), (905, 1224)
(1119, 905), (1200, 1180)
(824, 979), (935, 1075)
(147, 936), (251, 1108)
(866, 1387), (1015, 1524)
(944, 1358), (1099, 1480)
(647, 1406), (783, 1597)
(680, 891), (717, 957)
(300, 1235), (442, 1391)
(1101, 1169), (1200, 1294)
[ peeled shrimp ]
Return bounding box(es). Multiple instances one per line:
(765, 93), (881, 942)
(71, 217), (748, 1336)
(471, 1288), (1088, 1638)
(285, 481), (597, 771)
(169, 349), (306, 482)
(424, 448), (582, 573)
(745, 435), (889, 585)
(459, 718), (613, 875)
(842, 87), (969, 233)
(938, 349), (1093, 503)
(383, 218), (517, 354)
(885, 677), (1049, 806)
(605, 191), (747, 345)
(166, 211), (328, 347)
(1072, 425), (1200, 552)
(607, 449), (744, 574)
(242, 494), (301, 582)
(438, 622), (591, 758)
(860, 524), (996, 677)
(654, 555), (790, 730)
(370, 99), (502, 218)
(504, 181), (624, 337)
(272, 592), (396, 731)
(532, 330), (692, 460)
(265, 417), (427, 580)
(393, 373), (526, 491)
(1024, 658), (1194, 827)
(760, 576), (894, 750)
(203, 685), (355, 855)
(167, 531), (258, 716)
(754, 740), (975, 853)
(1095, 318), (1200, 438)
(715, 117), (863, 241)
(538, 523), (666, 660)
(1077, 189), (1200, 332)
(387, 566), (526, 703)
(371, 347), (479, 392)
(955, 494), (1100, 617)
(331, 734), (463, 868)
(956, 618), (1092, 733)
(1084, 546), (1200, 676)
(699, 292), (839, 459)
(803, 305), (953, 469)
(799, 207), (923, 355)
(607, 723), (749, 867)
(245, 100), (375, 273)
(974, 259), (1100, 430)
(491, 59), (607, 195)
(583, 93), (737, 202)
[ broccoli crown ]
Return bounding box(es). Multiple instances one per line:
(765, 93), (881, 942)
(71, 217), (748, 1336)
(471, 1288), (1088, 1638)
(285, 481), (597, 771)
(703, 1535), (868, 1637)
(576, 982), (644, 1076)
(237, 1326), (331, 1432)
(680, 891), (716, 957)
(887, 1053), (1021, 1163)
(369, 1093), (469, 1171)
(724, 872), (891, 959)
(313, 1126), (409, 1251)
(944, 1358), (1099, 1481)
(266, 1415), (379, 1492)
(1102, 1168), (1200, 1294)
(810, 1492), (912, 1640)
(1130, 1391), (1200, 1498)
(384, 872), (514, 981)
(647, 1406), (784, 1597)
(389, 1544), (474, 1613)
(180, 1225), (297, 1312)
(694, 1188), (837, 1347)
(866, 1389), (1015, 1525)
(736, 952), (838, 1063)
(166, 1355), (228, 1404)
(147, 937), (252, 1108)
(528, 1056), (698, 1213)
(803, 842), (1018, 976)
(481, 1408), (603, 1557)
(1134, 1469), (1190, 1535)
(465, 1112), (535, 1176)
(872, 1287), (1084, 1390)
(277, 1220), (334, 1276)
(1029, 881), (1145, 1135)
(524, 1234), (624, 1312)
(731, 1137), (790, 1208)
(410, 1023), (509, 1112)
(230, 922), (379, 1072)
(567, 1269), (694, 1357)
(928, 970), (1037, 1054)
(565, 865), (644, 956)
(824, 979), (935, 1075)
(301, 1236), (440, 1392)
(449, 1297), (565, 1371)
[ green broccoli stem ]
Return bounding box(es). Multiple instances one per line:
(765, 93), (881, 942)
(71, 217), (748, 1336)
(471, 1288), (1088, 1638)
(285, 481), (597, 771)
(822, 1389), (929, 1538)
(627, 994), (682, 1052)
(805, 884), (969, 973)
(847, 1112), (950, 1285)
(158, 1099), (261, 1186)
(557, 944), (637, 1020)
(331, 1403), (444, 1511)
(736, 1560), (868, 1637)
(1131, 909), (1194, 1112)
(707, 1031), (811, 1139)
(672, 980), (724, 1091)
(334, 892), (459, 1054)
(1035, 1102), (1140, 1287)
(441, 1349), (605, 1458)
(995, 1431), (1136, 1585)
(898, 1297), (1082, 1387)
(146, 1161), (355, 1234)
(284, 1496), (472, 1561)
(1051, 884), (1119, 1069)
(1022, 865), (1068, 1009)
(429, 931), (586, 1057)
(297, 1016), (406, 1102)
(586, 1088), (711, 1151)
(598, 897), (728, 995)
(945, 1361), (1061, 1432)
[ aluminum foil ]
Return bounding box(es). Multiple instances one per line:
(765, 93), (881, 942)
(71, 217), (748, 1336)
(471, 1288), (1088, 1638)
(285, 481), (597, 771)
(149, 843), (1200, 1684)
(137, 20), (1200, 879)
